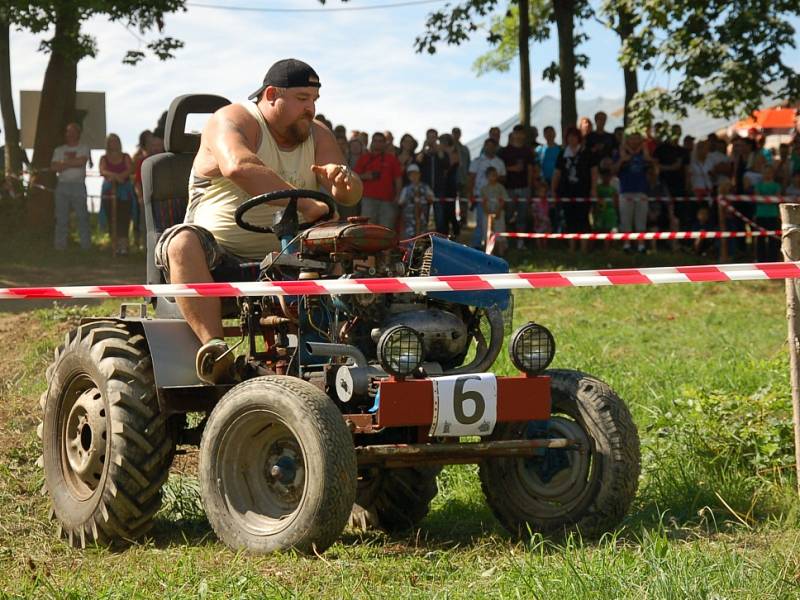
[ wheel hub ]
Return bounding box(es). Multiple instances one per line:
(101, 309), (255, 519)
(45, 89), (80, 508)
(521, 416), (590, 501)
(265, 443), (304, 505)
(64, 387), (107, 492)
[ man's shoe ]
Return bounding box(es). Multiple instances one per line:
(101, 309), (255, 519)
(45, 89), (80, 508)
(196, 338), (236, 385)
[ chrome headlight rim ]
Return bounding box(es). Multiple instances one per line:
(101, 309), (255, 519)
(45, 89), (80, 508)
(377, 325), (424, 378)
(509, 322), (556, 375)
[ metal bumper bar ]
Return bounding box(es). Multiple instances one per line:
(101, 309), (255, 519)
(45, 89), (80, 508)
(355, 438), (578, 467)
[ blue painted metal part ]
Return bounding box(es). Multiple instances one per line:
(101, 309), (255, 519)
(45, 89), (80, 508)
(426, 236), (511, 310)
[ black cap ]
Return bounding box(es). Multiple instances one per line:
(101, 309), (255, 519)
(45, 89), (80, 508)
(248, 59), (321, 101)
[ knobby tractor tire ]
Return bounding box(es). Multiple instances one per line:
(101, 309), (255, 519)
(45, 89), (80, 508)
(198, 376), (357, 555)
(39, 321), (175, 548)
(479, 369), (640, 539)
(351, 466), (441, 533)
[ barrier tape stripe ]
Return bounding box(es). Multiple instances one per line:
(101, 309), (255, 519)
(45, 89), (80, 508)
(446, 194), (799, 204)
(492, 230), (782, 241)
(2, 262), (798, 300)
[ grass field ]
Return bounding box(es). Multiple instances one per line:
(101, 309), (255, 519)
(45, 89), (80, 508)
(1, 227), (799, 598)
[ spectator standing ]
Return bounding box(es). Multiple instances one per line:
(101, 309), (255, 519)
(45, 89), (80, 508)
(530, 126), (540, 149)
(353, 132), (402, 228)
(586, 111), (617, 163)
(416, 128), (450, 228)
(613, 126), (625, 150)
(396, 134), (418, 184)
(499, 124), (536, 248)
(789, 137), (800, 176)
(753, 164), (782, 261)
(787, 172), (800, 198)
(131, 129), (152, 248)
(578, 117), (593, 141)
(436, 133), (461, 237)
(479, 166), (509, 256)
(347, 138), (364, 170)
(99, 133), (136, 255)
(384, 131), (398, 156)
(552, 127), (596, 252)
(614, 132), (651, 253)
(689, 140), (714, 200)
(654, 124), (690, 227)
(776, 143), (792, 189)
(707, 137), (733, 194)
(52, 122), (91, 251)
(468, 138), (506, 249)
(488, 127), (501, 146)
(452, 127), (471, 227)
(645, 163), (676, 252)
(398, 163), (434, 238)
(536, 126), (561, 186)
(358, 131), (369, 149)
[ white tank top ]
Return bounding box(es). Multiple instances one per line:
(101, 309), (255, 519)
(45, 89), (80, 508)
(186, 101), (317, 259)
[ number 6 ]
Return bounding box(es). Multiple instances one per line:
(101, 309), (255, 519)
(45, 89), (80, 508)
(454, 376), (485, 425)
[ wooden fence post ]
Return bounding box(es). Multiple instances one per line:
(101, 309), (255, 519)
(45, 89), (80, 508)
(780, 203), (800, 495)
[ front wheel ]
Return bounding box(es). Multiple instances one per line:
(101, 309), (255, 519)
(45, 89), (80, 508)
(198, 376), (357, 554)
(479, 369), (640, 538)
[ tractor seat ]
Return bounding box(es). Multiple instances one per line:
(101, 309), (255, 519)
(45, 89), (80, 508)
(143, 93), (261, 319)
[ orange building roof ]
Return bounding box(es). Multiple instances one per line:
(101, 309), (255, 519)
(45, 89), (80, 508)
(736, 107), (797, 130)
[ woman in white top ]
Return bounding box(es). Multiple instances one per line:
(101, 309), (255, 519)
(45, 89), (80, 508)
(689, 140), (713, 200)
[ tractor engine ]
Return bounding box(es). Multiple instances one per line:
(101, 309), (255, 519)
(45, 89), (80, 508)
(257, 218), (510, 410)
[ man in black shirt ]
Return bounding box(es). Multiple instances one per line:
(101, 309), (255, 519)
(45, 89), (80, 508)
(654, 123), (690, 227)
(499, 125), (537, 247)
(585, 111), (617, 163)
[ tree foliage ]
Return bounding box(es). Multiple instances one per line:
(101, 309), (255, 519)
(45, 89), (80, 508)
(7, 0), (186, 65)
(624, 0), (800, 129)
(472, 0), (552, 76)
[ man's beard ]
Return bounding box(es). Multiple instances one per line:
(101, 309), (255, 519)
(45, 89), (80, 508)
(285, 117), (312, 145)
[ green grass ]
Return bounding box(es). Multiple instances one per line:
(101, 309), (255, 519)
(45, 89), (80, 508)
(1, 241), (799, 598)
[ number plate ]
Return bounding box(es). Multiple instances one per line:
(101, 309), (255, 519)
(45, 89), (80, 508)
(430, 373), (497, 437)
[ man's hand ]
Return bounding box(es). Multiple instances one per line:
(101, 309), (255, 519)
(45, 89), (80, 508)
(311, 163), (355, 193)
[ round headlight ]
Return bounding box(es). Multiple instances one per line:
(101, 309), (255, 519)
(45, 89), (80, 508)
(509, 322), (556, 375)
(377, 325), (424, 378)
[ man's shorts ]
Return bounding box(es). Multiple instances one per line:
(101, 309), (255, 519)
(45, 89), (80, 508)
(155, 223), (257, 283)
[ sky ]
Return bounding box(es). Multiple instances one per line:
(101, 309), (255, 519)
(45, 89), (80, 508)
(6, 0), (800, 155)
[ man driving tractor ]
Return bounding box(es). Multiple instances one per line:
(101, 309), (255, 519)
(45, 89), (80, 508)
(154, 59), (363, 384)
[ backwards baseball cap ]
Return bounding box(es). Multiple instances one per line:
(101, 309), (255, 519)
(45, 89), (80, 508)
(248, 59), (321, 101)
(406, 163), (420, 174)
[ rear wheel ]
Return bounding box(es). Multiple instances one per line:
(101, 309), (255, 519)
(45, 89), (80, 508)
(39, 321), (175, 547)
(351, 466), (440, 533)
(479, 369), (640, 538)
(198, 376), (357, 554)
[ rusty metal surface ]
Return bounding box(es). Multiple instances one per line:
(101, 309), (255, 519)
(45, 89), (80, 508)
(355, 438), (577, 466)
(376, 375), (551, 428)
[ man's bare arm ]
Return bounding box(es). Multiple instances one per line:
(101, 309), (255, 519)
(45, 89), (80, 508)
(202, 105), (327, 220)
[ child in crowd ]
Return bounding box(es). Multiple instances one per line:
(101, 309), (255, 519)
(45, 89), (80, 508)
(480, 166), (509, 256)
(592, 158), (619, 250)
(531, 179), (551, 249)
(690, 204), (714, 256)
(398, 164), (434, 239)
(754, 164), (782, 262)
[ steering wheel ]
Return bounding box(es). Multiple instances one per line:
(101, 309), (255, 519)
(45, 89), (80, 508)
(234, 189), (336, 235)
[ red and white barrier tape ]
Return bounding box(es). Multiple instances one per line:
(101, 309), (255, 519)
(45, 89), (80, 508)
(420, 195), (798, 207)
(492, 230), (781, 241)
(1, 262), (798, 300)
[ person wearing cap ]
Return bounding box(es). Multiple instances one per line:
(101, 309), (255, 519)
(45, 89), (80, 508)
(155, 58), (362, 384)
(398, 163), (435, 239)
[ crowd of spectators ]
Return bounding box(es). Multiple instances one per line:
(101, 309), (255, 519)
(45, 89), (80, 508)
(48, 110), (800, 261)
(318, 111), (800, 260)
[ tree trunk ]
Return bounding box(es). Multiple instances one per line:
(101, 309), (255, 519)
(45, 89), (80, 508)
(616, 6), (638, 129)
(553, 0), (577, 139)
(0, 14), (25, 180)
(28, 7), (80, 232)
(518, 0), (532, 134)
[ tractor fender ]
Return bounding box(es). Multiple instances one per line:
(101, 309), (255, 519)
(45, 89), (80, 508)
(80, 317), (203, 389)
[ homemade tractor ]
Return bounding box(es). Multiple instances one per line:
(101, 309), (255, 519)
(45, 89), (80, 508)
(37, 95), (640, 554)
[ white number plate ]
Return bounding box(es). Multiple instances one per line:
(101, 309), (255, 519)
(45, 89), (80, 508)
(430, 373), (497, 437)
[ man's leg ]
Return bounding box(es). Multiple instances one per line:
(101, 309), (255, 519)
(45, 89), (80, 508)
(166, 229), (224, 344)
(73, 184), (91, 250)
(54, 183), (70, 250)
